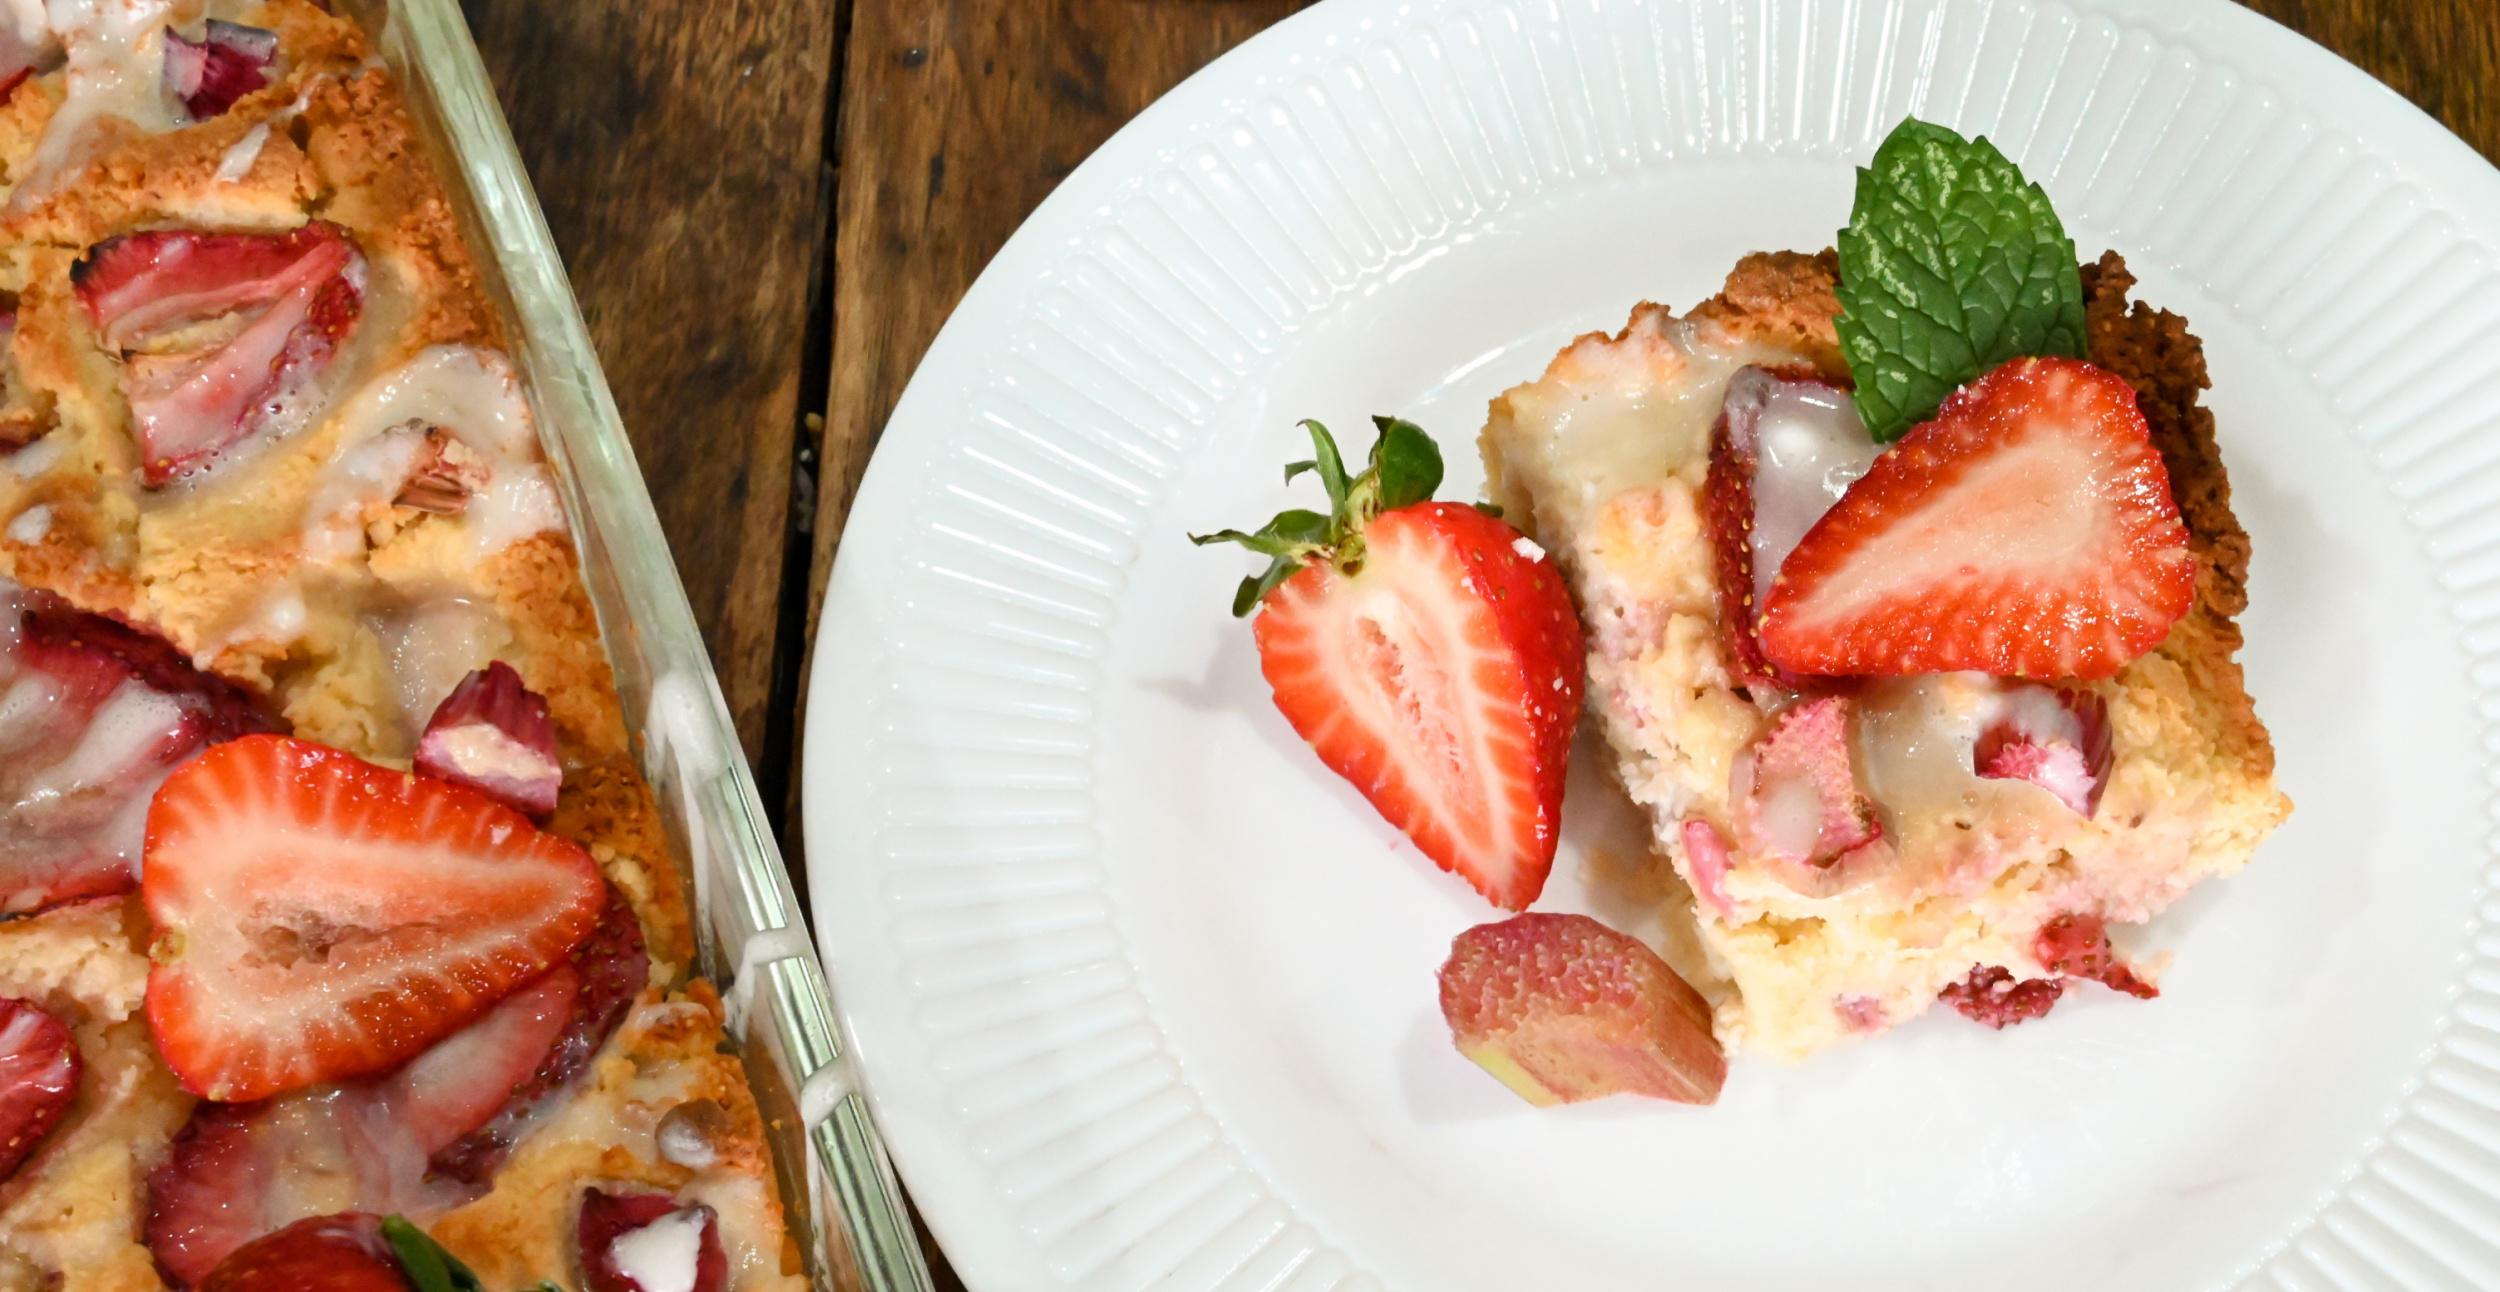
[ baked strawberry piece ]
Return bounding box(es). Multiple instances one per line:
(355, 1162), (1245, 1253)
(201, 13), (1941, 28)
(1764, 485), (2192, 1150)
(1197, 418), (1583, 910)
(0, 584), (281, 915)
(0, 998), (78, 1182)
(578, 1189), (729, 1292)
(72, 223), (365, 485)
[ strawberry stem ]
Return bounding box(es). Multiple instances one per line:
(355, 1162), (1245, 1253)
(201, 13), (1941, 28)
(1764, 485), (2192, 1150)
(1192, 416), (1446, 616)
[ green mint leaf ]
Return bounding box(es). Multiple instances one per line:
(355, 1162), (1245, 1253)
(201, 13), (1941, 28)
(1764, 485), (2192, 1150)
(381, 1216), (487, 1292)
(1366, 416), (1443, 512)
(1836, 117), (2085, 441)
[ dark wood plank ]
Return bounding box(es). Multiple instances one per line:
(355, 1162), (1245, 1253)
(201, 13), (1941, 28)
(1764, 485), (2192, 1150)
(2239, 0), (2500, 164)
(463, 0), (837, 773)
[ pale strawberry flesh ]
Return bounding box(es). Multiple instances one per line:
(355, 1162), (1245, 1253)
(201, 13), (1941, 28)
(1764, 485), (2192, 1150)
(1254, 501), (1583, 911)
(1758, 357), (2194, 680)
(144, 970), (579, 1285)
(1731, 695), (1880, 866)
(1974, 684), (2113, 817)
(73, 224), (364, 485)
(162, 22), (277, 121)
(143, 735), (606, 1102)
(578, 1189), (729, 1292)
(0, 998), (79, 1182)
(1704, 366), (1870, 690)
(1438, 912), (1723, 1106)
(428, 885), (646, 1184)
(1, 586), (280, 915)
(195, 1213), (414, 1292)
(412, 662), (562, 819)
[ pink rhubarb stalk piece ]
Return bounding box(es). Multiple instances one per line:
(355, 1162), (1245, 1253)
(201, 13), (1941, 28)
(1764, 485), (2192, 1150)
(162, 21), (277, 121)
(1679, 818), (1735, 920)
(1732, 695), (1881, 866)
(72, 223), (364, 485)
(1437, 912), (1724, 1107)
(1974, 684), (2114, 818)
(578, 1189), (730, 1292)
(0, 998), (79, 1182)
(413, 661), (563, 818)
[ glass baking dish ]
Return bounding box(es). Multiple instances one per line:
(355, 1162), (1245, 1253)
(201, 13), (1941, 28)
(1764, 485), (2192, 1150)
(341, 2), (934, 1289)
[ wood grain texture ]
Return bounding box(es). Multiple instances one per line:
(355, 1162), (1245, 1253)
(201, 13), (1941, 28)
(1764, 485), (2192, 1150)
(463, 0), (836, 770)
(2240, 0), (2500, 164)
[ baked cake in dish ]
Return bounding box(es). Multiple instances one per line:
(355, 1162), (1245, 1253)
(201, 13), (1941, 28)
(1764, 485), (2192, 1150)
(0, 2), (803, 1289)
(1479, 249), (2290, 1060)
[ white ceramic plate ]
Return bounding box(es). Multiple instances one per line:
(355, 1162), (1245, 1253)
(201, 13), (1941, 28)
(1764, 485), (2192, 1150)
(804, 2), (2500, 1288)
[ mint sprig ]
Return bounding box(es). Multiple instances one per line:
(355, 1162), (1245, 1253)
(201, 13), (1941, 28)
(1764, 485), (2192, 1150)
(1192, 416), (1444, 617)
(1836, 117), (2086, 442)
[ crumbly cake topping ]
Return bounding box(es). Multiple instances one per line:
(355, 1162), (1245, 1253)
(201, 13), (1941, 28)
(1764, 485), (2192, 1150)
(0, 3), (802, 1288)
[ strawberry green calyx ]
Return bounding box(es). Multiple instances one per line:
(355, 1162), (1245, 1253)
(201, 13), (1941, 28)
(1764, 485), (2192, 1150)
(1192, 415), (1446, 617)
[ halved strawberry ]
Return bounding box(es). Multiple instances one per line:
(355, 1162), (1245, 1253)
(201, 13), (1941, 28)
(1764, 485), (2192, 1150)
(0, 998), (78, 1182)
(143, 735), (605, 1103)
(194, 1213), (414, 1292)
(1195, 419), (1583, 911)
(1757, 357), (2194, 680)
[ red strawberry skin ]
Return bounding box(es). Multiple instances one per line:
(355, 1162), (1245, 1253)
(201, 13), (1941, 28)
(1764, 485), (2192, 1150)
(0, 997), (79, 1181)
(143, 736), (606, 1102)
(1253, 502), (1583, 911)
(1758, 357), (2194, 680)
(578, 1190), (729, 1292)
(194, 1212), (413, 1292)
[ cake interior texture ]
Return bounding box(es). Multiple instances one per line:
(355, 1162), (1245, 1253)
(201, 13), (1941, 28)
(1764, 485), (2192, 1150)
(1479, 249), (2290, 1059)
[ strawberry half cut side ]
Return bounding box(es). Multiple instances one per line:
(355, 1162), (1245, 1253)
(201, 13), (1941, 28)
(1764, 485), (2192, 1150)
(1757, 357), (2194, 680)
(1704, 365), (1874, 691)
(0, 998), (79, 1182)
(72, 223), (364, 485)
(1194, 418), (1584, 911)
(142, 735), (606, 1103)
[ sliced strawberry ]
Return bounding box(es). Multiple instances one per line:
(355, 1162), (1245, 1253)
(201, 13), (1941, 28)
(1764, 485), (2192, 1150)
(145, 969), (579, 1284)
(162, 21), (278, 122)
(1438, 912), (1723, 1106)
(2, 589), (281, 915)
(143, 735), (605, 1102)
(412, 662), (562, 819)
(0, 998), (78, 1182)
(428, 885), (646, 1184)
(1704, 366), (1876, 690)
(578, 1189), (729, 1292)
(1975, 684), (2114, 817)
(1757, 357), (2194, 680)
(72, 224), (364, 485)
(194, 1213), (413, 1292)
(1198, 419), (1583, 911)
(1730, 696), (1881, 866)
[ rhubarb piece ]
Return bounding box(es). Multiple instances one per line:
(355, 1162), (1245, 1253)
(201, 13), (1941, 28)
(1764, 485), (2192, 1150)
(72, 223), (364, 485)
(412, 661), (562, 818)
(1194, 418), (1584, 910)
(428, 885), (647, 1184)
(143, 735), (605, 1102)
(162, 21), (277, 121)
(1703, 365), (1873, 689)
(1438, 912), (1723, 1106)
(197, 1213), (414, 1292)
(1758, 357), (2195, 680)
(2035, 911), (2157, 999)
(1, 588), (281, 915)
(578, 1189), (729, 1292)
(1731, 696), (1880, 866)
(1975, 684), (2114, 818)
(1678, 818), (1734, 920)
(0, 998), (78, 1181)
(1939, 965), (2065, 1029)
(144, 972), (580, 1284)
(391, 426), (492, 515)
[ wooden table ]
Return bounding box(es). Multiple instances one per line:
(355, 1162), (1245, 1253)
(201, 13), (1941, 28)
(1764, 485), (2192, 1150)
(462, 1), (2498, 1286)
